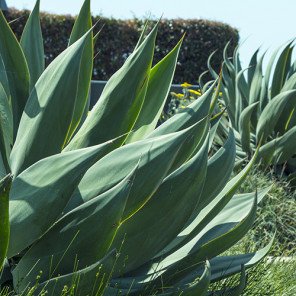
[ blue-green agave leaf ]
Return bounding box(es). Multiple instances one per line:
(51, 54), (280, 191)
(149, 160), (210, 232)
(11, 29), (93, 176)
(0, 174), (12, 270)
(0, 11), (30, 137)
(8, 137), (122, 258)
(20, 0), (45, 90)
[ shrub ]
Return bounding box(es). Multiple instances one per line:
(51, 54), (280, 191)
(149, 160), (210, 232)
(5, 8), (239, 83)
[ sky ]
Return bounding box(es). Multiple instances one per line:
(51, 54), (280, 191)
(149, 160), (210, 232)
(5, 0), (296, 67)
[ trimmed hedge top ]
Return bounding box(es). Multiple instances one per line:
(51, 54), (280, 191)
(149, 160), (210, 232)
(6, 8), (239, 83)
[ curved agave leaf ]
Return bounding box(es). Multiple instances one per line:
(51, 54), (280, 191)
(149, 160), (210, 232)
(258, 125), (296, 164)
(247, 48), (259, 85)
(0, 56), (10, 98)
(221, 63), (236, 125)
(126, 36), (184, 143)
(16, 249), (118, 295)
(20, 0), (44, 90)
(288, 59), (296, 78)
(275, 72), (296, 134)
(249, 53), (264, 105)
(123, 187), (269, 293)
(239, 102), (258, 155)
(256, 90), (296, 143)
(65, 119), (208, 212)
(202, 80), (215, 94)
(157, 189), (260, 285)
(12, 168), (137, 288)
(210, 74), (223, 114)
(281, 71), (296, 92)
(286, 108), (296, 131)
(10, 29), (93, 176)
(65, 23), (158, 151)
(270, 42), (294, 99)
(234, 54), (249, 105)
(199, 70), (209, 92)
(0, 174), (12, 270)
(208, 111), (222, 151)
(265, 46), (281, 93)
(234, 68), (249, 128)
(68, 0), (92, 47)
(65, 0), (93, 143)
(207, 50), (219, 79)
(109, 136), (209, 275)
(223, 42), (235, 76)
(0, 83), (12, 173)
(134, 20), (149, 50)
(195, 128), (236, 211)
(8, 137), (122, 258)
(209, 237), (274, 282)
(0, 11), (30, 137)
(158, 148), (259, 260)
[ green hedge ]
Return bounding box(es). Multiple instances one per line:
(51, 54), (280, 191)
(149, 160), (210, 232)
(6, 9), (239, 83)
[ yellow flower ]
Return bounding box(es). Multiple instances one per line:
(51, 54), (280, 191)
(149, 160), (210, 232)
(219, 92), (223, 96)
(181, 82), (193, 88)
(188, 89), (201, 96)
(176, 93), (184, 99)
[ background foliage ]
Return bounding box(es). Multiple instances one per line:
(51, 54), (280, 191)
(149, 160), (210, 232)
(5, 8), (239, 83)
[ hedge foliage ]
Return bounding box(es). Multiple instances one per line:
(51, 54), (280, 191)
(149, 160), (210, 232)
(6, 9), (239, 83)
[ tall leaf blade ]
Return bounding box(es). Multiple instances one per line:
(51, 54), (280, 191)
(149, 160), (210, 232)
(65, 0), (93, 143)
(109, 136), (209, 275)
(249, 54), (264, 105)
(196, 129), (236, 211)
(239, 102), (258, 154)
(247, 48), (259, 85)
(0, 174), (12, 270)
(256, 90), (296, 143)
(20, 0), (45, 90)
(162, 147), (259, 259)
(0, 11), (30, 137)
(0, 83), (12, 173)
(258, 126), (296, 164)
(65, 24), (158, 150)
(270, 42), (294, 99)
(208, 238), (274, 281)
(126, 36), (184, 142)
(10, 30), (92, 176)
(154, 188), (269, 286)
(0, 56), (10, 99)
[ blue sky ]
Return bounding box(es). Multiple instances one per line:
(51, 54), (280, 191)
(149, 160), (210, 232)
(6, 0), (296, 66)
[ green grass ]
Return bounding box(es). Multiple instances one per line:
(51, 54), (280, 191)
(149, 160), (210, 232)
(238, 166), (296, 257)
(210, 256), (296, 296)
(212, 166), (296, 295)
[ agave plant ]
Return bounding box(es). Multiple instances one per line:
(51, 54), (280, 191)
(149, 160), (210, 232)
(0, 1), (272, 295)
(205, 42), (296, 175)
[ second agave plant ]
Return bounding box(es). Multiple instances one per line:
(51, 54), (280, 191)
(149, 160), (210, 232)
(206, 42), (296, 179)
(0, 0), (273, 295)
